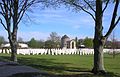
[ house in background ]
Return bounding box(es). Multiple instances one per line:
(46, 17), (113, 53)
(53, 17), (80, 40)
(61, 35), (76, 49)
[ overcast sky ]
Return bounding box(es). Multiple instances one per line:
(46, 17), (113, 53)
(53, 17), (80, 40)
(0, 3), (120, 41)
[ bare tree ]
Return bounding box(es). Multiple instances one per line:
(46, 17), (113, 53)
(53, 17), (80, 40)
(0, 0), (53, 62)
(48, 32), (61, 48)
(48, 32), (61, 42)
(57, 0), (120, 74)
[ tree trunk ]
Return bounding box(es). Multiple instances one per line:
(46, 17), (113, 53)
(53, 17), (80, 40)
(9, 0), (18, 62)
(8, 32), (17, 62)
(92, 0), (106, 74)
(10, 42), (17, 62)
(92, 37), (106, 74)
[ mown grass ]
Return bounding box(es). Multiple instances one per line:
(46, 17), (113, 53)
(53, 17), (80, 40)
(0, 53), (120, 77)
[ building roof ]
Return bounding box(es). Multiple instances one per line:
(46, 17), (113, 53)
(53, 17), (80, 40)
(61, 35), (69, 39)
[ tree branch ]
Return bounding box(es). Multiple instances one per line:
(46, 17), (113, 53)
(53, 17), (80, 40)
(8, 0), (13, 20)
(0, 3), (5, 16)
(102, 0), (109, 13)
(19, 0), (25, 8)
(17, 9), (26, 25)
(18, 0), (28, 17)
(114, 16), (120, 26)
(25, 12), (33, 22)
(72, 2), (96, 21)
(0, 18), (7, 30)
(0, 11), (5, 16)
(17, 0), (36, 25)
(17, 0), (47, 25)
(84, 0), (96, 13)
(104, 0), (119, 38)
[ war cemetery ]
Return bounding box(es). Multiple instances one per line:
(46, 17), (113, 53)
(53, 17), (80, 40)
(0, 34), (120, 77)
(0, 35), (120, 55)
(0, 0), (120, 77)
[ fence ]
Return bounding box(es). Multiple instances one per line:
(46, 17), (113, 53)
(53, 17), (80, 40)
(0, 48), (120, 55)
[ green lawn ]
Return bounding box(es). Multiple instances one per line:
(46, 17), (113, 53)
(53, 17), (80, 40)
(0, 54), (120, 77)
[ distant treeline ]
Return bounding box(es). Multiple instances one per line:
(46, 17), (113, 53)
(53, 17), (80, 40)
(0, 32), (120, 49)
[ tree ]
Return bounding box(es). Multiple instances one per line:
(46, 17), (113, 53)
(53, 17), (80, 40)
(78, 39), (84, 46)
(0, 0), (54, 62)
(75, 37), (79, 48)
(28, 38), (45, 48)
(48, 32), (61, 42)
(0, 36), (5, 46)
(45, 40), (54, 49)
(28, 38), (37, 48)
(37, 40), (45, 48)
(83, 37), (93, 48)
(48, 32), (61, 48)
(57, 0), (120, 74)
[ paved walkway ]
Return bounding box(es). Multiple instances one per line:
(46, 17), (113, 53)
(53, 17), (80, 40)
(0, 61), (46, 77)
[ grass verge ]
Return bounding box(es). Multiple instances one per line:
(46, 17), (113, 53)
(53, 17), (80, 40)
(0, 53), (120, 77)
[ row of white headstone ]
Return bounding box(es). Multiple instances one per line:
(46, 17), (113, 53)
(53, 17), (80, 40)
(0, 48), (120, 55)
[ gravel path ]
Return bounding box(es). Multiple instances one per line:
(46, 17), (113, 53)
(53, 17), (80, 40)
(0, 61), (46, 77)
